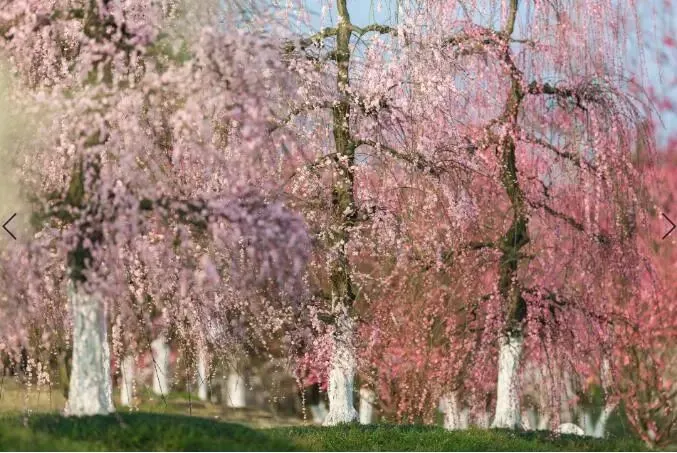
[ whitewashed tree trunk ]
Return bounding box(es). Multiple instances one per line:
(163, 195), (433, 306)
(64, 284), (115, 416)
(519, 360), (538, 430)
(120, 355), (135, 407)
(150, 336), (170, 396)
(531, 363), (553, 431)
(323, 311), (358, 425)
(196, 348), (208, 401)
(561, 370), (577, 424)
(592, 358), (616, 438)
(359, 387), (376, 424)
(309, 400), (329, 424)
(460, 407), (470, 429)
(521, 410), (533, 430)
(580, 410), (594, 436)
(319, 399), (329, 419)
(440, 392), (465, 430)
(250, 374), (266, 407)
(474, 410), (491, 428)
(309, 405), (323, 424)
(647, 426), (657, 443)
(491, 335), (524, 428)
(592, 403), (616, 438)
(526, 408), (538, 430)
(310, 403), (325, 424)
(226, 369), (246, 408)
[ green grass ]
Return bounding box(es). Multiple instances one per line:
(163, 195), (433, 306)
(0, 412), (651, 451)
(270, 424), (649, 451)
(0, 413), (295, 451)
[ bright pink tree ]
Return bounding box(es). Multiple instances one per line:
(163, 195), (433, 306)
(276, 0), (662, 431)
(611, 134), (677, 447)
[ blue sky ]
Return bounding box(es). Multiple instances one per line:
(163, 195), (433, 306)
(274, 0), (676, 144)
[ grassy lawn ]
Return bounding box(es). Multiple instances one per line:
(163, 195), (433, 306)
(0, 412), (650, 451)
(0, 382), (657, 451)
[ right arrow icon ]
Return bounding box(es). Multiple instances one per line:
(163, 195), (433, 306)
(662, 213), (676, 240)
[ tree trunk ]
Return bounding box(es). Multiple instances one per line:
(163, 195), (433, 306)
(521, 409), (533, 430)
(491, 334), (524, 428)
(592, 357), (616, 438)
(592, 403), (616, 438)
(150, 336), (170, 396)
(196, 348), (208, 401)
(492, 0), (528, 431)
(561, 370), (578, 424)
(474, 410), (491, 428)
(310, 401), (329, 424)
(526, 408), (538, 430)
(580, 410), (594, 435)
(359, 387), (376, 425)
(321, 0), (359, 426)
(305, 383), (327, 424)
(440, 391), (466, 430)
(63, 283), (114, 416)
(460, 408), (470, 429)
(120, 355), (135, 407)
(323, 310), (358, 425)
(226, 369), (246, 408)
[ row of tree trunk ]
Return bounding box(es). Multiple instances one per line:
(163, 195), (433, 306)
(439, 388), (614, 438)
(61, 288), (613, 436)
(121, 343), (613, 437)
(118, 345), (247, 408)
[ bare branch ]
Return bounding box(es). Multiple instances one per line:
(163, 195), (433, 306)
(529, 200), (585, 231)
(283, 27), (338, 54)
(353, 137), (445, 176)
(352, 24), (395, 37)
(354, 137), (488, 178)
(527, 199), (611, 244)
(523, 133), (594, 171)
(526, 81), (599, 112)
(440, 241), (497, 265)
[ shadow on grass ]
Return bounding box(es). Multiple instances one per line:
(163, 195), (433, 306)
(0, 412), (297, 451)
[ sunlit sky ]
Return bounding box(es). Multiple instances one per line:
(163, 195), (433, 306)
(268, 0), (677, 145)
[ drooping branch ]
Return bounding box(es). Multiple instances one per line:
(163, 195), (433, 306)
(522, 287), (638, 332)
(354, 137), (486, 178)
(529, 200), (584, 231)
(527, 199), (611, 244)
(442, 27), (503, 55)
(353, 138), (444, 177)
(527, 81), (588, 111)
(522, 132), (601, 175)
(139, 192), (305, 235)
(440, 241), (497, 266)
(406, 241), (498, 273)
(268, 101), (334, 133)
(526, 79), (638, 117)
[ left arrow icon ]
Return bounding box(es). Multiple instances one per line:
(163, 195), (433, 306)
(3, 213), (16, 240)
